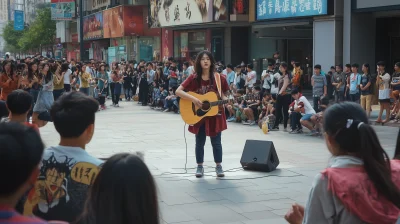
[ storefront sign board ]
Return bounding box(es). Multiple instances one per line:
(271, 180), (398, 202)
(103, 6), (144, 38)
(51, 0), (75, 20)
(256, 0), (327, 20)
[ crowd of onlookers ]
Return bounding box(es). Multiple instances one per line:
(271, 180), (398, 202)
(2, 53), (400, 224)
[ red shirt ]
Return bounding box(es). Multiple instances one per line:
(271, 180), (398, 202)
(0, 205), (47, 223)
(181, 74), (229, 137)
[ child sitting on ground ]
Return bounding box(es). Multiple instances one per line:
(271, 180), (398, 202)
(310, 96), (330, 136)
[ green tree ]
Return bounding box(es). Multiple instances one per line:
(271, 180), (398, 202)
(1, 21), (25, 51)
(18, 7), (56, 51)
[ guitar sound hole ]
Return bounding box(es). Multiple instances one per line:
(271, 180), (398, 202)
(201, 101), (211, 111)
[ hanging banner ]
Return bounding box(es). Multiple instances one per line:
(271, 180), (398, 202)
(256, 0), (328, 20)
(148, 0), (213, 28)
(14, 10), (24, 31)
(51, 0), (76, 20)
(83, 12), (103, 40)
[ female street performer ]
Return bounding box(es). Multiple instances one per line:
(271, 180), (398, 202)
(176, 50), (229, 178)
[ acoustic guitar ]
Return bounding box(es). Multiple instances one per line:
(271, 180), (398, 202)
(180, 91), (253, 125)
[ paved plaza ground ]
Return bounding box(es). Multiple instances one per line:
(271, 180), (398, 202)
(39, 101), (400, 224)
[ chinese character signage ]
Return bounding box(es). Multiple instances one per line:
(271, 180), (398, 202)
(83, 12), (103, 40)
(256, 0), (327, 20)
(51, 0), (76, 20)
(148, 0), (213, 28)
(14, 10), (24, 31)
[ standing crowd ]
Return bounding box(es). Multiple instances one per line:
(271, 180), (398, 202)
(1, 52), (400, 224)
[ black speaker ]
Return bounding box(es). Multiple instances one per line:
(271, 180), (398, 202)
(240, 140), (279, 172)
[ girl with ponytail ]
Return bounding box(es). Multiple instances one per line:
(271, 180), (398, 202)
(285, 102), (400, 224)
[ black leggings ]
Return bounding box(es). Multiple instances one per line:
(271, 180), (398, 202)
(274, 94), (291, 129)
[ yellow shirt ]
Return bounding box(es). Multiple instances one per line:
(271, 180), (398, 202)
(53, 74), (64, 90)
(80, 72), (91, 88)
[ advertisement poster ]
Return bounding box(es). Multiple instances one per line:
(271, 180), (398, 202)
(103, 6), (144, 38)
(256, 0), (327, 20)
(148, 0), (213, 28)
(161, 28), (173, 60)
(123, 6), (144, 36)
(180, 32), (188, 58)
(103, 6), (124, 38)
(83, 12), (103, 40)
(213, 0), (228, 21)
(51, 0), (75, 20)
(14, 10), (24, 31)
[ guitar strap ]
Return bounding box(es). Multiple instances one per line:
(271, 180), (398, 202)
(214, 73), (222, 98)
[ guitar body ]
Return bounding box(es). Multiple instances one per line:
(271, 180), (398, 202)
(180, 91), (220, 125)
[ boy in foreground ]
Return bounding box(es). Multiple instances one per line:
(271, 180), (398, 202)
(21, 92), (103, 223)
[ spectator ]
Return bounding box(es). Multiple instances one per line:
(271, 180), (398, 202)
(0, 122), (46, 224)
(226, 64), (235, 87)
(360, 63), (373, 117)
(243, 86), (262, 125)
(271, 62), (292, 131)
(0, 100), (7, 118)
(348, 63), (361, 103)
(376, 61), (391, 124)
(1, 89), (38, 132)
(261, 63), (274, 94)
(344, 64), (352, 100)
(289, 89), (315, 134)
(332, 64), (346, 103)
(311, 64), (327, 113)
(234, 65), (246, 90)
(245, 64), (256, 89)
(0, 60), (20, 101)
(163, 86), (178, 113)
(32, 63), (54, 128)
(285, 102), (400, 224)
(21, 92), (103, 223)
(79, 153), (159, 224)
(182, 61), (190, 83)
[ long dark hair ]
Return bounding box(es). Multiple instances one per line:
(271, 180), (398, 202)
(61, 63), (69, 73)
(2, 60), (14, 76)
(80, 153), (159, 224)
(41, 63), (52, 84)
(27, 62), (39, 80)
(324, 102), (400, 208)
(394, 129), (400, 160)
(194, 50), (216, 85)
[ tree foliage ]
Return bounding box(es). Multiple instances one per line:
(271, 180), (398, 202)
(1, 21), (25, 51)
(18, 7), (56, 51)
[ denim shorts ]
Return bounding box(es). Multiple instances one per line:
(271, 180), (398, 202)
(301, 113), (313, 121)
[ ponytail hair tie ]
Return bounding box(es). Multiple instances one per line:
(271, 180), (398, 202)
(346, 119), (364, 130)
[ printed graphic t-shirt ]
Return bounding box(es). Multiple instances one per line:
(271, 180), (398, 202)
(21, 146), (103, 223)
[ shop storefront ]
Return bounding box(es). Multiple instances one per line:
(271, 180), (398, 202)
(82, 12), (104, 61)
(149, 0), (229, 63)
(253, 0), (335, 78)
(344, 0), (400, 70)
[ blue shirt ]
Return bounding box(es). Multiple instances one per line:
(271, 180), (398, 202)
(349, 73), (361, 94)
(227, 71), (235, 84)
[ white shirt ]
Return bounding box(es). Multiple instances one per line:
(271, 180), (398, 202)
(222, 69), (228, 76)
(261, 70), (273, 90)
(247, 71), (257, 88)
(63, 69), (72, 84)
(270, 73), (281, 94)
(295, 96), (315, 115)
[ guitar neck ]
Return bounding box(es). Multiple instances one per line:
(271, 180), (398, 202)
(210, 95), (253, 106)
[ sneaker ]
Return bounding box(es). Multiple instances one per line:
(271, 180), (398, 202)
(307, 130), (318, 136)
(215, 165), (225, 177)
(296, 129), (303, 134)
(283, 128), (288, 132)
(270, 127), (279, 131)
(249, 121), (256, 126)
(242, 121), (250, 125)
(115, 104), (119, 107)
(163, 109), (170, 112)
(289, 129), (295, 134)
(195, 165), (204, 178)
(227, 117), (236, 122)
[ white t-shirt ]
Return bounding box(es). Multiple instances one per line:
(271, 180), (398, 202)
(261, 70), (273, 90)
(247, 71), (257, 88)
(270, 73), (281, 94)
(64, 69), (72, 84)
(187, 66), (194, 75)
(295, 96), (315, 115)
